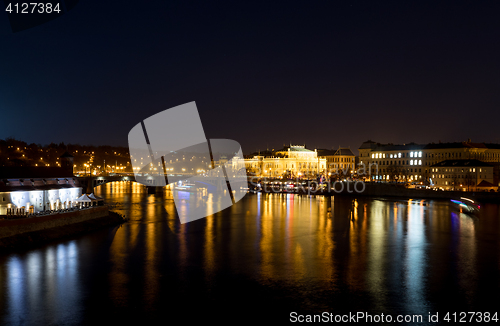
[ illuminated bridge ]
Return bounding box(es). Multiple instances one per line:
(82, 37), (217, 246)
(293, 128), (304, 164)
(77, 173), (246, 193)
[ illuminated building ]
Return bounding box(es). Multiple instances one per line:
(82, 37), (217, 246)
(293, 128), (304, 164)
(358, 139), (500, 186)
(245, 145), (327, 177)
(318, 148), (356, 175)
(430, 159), (496, 191)
(0, 167), (82, 215)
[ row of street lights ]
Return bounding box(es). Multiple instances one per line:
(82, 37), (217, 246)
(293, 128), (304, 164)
(82, 163), (126, 175)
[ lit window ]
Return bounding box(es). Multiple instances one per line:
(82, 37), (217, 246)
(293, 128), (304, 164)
(410, 160), (413, 165)
(410, 152), (414, 158)
(398, 153), (401, 158)
(371, 154), (374, 158)
(419, 152), (422, 157)
(419, 160), (422, 165)
(390, 154), (393, 158)
(383, 154), (386, 158)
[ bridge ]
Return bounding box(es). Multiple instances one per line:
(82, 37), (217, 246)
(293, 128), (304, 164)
(77, 173), (242, 193)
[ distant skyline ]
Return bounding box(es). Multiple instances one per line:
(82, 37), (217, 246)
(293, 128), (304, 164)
(2, 1), (500, 153)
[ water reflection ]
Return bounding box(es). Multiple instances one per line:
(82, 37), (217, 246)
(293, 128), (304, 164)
(3, 242), (80, 325)
(404, 200), (428, 314)
(0, 181), (499, 324)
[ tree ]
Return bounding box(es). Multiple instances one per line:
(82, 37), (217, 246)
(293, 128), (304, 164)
(451, 172), (459, 191)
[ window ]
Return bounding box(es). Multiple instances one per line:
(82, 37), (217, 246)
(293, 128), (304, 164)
(410, 152), (414, 158)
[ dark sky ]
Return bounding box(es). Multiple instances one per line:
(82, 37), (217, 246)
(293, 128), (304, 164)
(1, 1), (500, 154)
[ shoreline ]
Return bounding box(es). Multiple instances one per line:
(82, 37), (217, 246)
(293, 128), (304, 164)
(249, 181), (500, 203)
(0, 207), (126, 252)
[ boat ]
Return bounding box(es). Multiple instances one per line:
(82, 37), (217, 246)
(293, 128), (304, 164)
(450, 197), (481, 215)
(173, 180), (197, 192)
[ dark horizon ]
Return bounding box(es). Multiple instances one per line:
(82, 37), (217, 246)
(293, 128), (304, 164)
(2, 1), (500, 152)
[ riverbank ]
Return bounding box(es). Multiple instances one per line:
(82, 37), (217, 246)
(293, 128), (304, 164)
(250, 181), (500, 202)
(0, 206), (126, 251)
(361, 183), (500, 202)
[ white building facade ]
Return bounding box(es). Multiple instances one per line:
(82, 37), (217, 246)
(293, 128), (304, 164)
(245, 145), (327, 178)
(0, 168), (82, 215)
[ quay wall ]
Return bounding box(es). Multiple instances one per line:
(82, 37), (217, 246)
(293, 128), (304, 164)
(0, 207), (125, 250)
(0, 206), (110, 239)
(361, 183), (500, 202)
(253, 181), (500, 202)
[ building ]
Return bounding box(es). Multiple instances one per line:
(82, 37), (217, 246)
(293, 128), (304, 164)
(430, 159), (495, 191)
(317, 148), (356, 176)
(0, 166), (82, 216)
(245, 145), (327, 178)
(358, 139), (500, 186)
(60, 151), (74, 173)
(332, 148), (356, 175)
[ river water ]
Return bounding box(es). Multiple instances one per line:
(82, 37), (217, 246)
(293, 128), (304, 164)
(1, 181), (500, 325)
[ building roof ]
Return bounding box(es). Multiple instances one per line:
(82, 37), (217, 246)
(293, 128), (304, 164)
(359, 140), (377, 150)
(373, 143), (425, 151)
(334, 148), (355, 156)
(249, 145), (317, 157)
(484, 143), (500, 150)
(281, 145), (314, 152)
(430, 159), (493, 168)
(358, 141), (425, 151)
(477, 180), (496, 187)
(360, 140), (500, 151)
(0, 167), (74, 179)
(316, 149), (336, 156)
(424, 142), (487, 149)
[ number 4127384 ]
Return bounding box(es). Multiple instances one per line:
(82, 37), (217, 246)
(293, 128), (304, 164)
(6, 3), (61, 14)
(443, 312), (498, 323)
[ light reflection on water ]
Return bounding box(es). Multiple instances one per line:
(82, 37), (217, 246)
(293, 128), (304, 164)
(3, 242), (81, 325)
(1, 181), (500, 324)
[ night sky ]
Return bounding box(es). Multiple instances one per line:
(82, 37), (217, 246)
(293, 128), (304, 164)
(1, 1), (500, 154)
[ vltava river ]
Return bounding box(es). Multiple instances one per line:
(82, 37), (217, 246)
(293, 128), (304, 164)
(1, 181), (500, 325)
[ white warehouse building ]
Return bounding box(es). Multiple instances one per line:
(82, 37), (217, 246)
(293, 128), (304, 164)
(0, 167), (82, 216)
